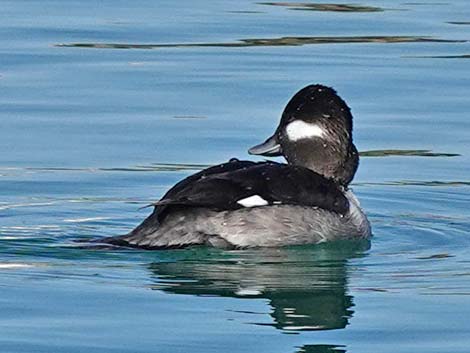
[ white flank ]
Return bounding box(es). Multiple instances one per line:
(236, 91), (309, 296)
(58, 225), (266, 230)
(285, 120), (325, 141)
(237, 195), (269, 208)
(344, 189), (372, 237)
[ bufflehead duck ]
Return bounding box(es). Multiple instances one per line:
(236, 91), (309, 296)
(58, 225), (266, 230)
(99, 84), (371, 249)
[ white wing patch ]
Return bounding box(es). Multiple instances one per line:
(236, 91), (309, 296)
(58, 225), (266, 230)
(285, 120), (325, 141)
(237, 195), (269, 208)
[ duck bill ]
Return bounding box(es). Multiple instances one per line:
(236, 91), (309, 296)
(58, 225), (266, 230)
(248, 134), (282, 156)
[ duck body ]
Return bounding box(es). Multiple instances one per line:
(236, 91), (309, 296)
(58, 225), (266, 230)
(99, 84), (371, 249)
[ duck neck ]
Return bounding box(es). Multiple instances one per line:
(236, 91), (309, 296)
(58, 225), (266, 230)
(285, 143), (359, 187)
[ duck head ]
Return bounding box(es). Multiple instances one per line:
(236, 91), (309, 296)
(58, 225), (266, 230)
(249, 84), (359, 186)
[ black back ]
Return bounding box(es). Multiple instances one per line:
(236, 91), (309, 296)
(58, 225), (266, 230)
(139, 159), (349, 228)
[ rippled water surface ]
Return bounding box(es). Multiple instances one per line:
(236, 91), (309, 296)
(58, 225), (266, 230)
(1, 1), (470, 352)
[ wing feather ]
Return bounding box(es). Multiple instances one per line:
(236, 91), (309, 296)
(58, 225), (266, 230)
(147, 160), (348, 224)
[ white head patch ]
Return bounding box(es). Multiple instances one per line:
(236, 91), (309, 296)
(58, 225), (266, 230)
(285, 120), (325, 142)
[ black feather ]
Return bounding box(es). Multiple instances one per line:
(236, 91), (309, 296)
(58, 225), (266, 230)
(147, 159), (348, 225)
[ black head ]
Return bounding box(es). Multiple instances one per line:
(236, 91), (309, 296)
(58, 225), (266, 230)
(249, 84), (359, 186)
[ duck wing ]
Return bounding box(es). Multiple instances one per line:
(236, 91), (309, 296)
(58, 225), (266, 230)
(150, 160), (349, 221)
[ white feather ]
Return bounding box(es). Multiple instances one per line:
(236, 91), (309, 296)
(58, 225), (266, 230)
(285, 120), (325, 141)
(237, 195), (269, 208)
(344, 189), (371, 237)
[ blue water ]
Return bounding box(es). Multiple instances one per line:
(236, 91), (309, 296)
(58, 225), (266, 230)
(1, 0), (470, 352)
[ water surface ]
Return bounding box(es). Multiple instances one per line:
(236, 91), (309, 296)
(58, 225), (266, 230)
(1, 0), (470, 352)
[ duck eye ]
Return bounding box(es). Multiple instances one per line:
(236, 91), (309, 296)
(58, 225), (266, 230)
(285, 120), (325, 142)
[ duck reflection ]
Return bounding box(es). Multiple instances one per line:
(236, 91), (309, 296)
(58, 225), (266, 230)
(148, 240), (369, 332)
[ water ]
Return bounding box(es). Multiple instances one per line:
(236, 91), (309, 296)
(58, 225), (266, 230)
(1, 0), (470, 352)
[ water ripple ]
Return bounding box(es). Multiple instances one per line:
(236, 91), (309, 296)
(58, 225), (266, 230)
(447, 21), (470, 25)
(259, 2), (385, 12)
(56, 36), (465, 50)
(407, 54), (470, 59)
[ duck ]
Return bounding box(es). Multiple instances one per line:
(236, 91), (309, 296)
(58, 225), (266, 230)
(98, 84), (371, 249)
